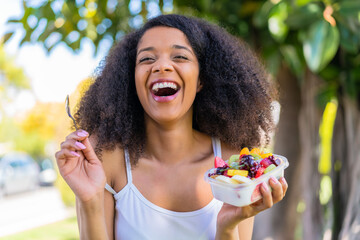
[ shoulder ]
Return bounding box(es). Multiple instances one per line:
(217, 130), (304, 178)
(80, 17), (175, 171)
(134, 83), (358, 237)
(220, 141), (239, 161)
(89, 134), (127, 190)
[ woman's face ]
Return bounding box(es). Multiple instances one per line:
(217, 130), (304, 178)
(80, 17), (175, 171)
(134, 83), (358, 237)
(135, 26), (201, 125)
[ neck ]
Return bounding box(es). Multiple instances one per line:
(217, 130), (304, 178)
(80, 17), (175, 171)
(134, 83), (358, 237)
(144, 113), (205, 164)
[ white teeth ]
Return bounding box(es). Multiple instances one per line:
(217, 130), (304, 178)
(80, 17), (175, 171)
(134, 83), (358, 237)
(152, 82), (178, 92)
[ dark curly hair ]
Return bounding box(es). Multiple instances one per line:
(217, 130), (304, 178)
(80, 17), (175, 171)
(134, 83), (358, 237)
(75, 14), (277, 164)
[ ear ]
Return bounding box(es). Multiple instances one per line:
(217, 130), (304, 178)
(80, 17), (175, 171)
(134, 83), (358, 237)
(196, 79), (203, 93)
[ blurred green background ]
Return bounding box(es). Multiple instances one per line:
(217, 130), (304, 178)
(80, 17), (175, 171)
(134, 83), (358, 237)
(1, 0), (359, 239)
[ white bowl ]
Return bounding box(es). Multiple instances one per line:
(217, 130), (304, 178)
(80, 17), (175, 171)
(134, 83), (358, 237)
(204, 154), (289, 207)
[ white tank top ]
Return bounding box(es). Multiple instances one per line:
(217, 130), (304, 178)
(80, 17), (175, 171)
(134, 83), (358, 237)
(105, 138), (223, 240)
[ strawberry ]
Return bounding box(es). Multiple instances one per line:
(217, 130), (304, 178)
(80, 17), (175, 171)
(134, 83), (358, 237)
(214, 156), (228, 168)
(255, 166), (266, 178)
(260, 157), (273, 168)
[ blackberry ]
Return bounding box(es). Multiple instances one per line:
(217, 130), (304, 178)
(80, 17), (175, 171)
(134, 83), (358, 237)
(239, 155), (261, 178)
(249, 164), (260, 178)
(274, 158), (281, 166)
(216, 166), (227, 175)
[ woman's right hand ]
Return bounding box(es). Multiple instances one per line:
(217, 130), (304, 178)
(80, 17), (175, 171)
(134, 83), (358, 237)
(55, 130), (106, 203)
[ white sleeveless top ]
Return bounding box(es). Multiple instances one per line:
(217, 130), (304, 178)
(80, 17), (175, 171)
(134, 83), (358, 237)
(105, 138), (223, 240)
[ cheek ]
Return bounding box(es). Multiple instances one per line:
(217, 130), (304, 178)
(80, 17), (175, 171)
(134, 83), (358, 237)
(134, 67), (147, 91)
(134, 67), (151, 107)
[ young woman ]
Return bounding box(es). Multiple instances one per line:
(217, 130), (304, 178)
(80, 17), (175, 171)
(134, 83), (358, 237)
(56, 14), (288, 240)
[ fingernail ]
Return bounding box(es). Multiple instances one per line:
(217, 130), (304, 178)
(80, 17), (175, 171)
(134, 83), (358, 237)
(70, 151), (80, 157)
(77, 130), (88, 137)
(262, 182), (269, 191)
(270, 177), (278, 184)
(75, 141), (86, 149)
(280, 177), (287, 185)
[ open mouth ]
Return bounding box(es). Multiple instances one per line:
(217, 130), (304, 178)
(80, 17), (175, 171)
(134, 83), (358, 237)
(151, 82), (180, 97)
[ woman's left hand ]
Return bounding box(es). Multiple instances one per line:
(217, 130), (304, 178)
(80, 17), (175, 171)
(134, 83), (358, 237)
(216, 176), (288, 238)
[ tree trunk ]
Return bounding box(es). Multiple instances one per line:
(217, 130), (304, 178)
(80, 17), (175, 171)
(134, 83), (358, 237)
(333, 95), (360, 240)
(253, 65), (302, 240)
(253, 68), (324, 240)
(298, 69), (324, 240)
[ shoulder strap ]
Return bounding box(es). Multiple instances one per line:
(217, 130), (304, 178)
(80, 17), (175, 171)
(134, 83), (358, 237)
(104, 148), (133, 195)
(124, 148), (133, 183)
(105, 183), (117, 195)
(212, 137), (222, 158)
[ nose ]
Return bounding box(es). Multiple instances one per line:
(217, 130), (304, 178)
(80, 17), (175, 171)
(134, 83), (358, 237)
(152, 59), (174, 73)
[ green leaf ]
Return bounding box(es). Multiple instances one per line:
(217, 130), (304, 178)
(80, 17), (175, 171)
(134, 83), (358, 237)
(7, 18), (21, 24)
(338, 22), (359, 54)
(338, 0), (360, 15)
(285, 3), (322, 29)
(268, 2), (289, 42)
(345, 68), (360, 98)
(280, 45), (305, 78)
(253, 1), (274, 28)
(1, 32), (14, 43)
(263, 48), (282, 76)
(303, 20), (340, 72)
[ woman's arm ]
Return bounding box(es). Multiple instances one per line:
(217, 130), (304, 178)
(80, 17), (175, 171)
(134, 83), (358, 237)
(55, 130), (110, 239)
(76, 194), (109, 240)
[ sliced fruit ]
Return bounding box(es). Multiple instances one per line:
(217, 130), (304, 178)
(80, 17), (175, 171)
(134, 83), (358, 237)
(214, 156), (228, 168)
(223, 170), (231, 177)
(264, 164), (276, 174)
(250, 153), (262, 161)
(274, 158), (282, 166)
(250, 148), (261, 155)
(228, 154), (240, 165)
(227, 169), (248, 177)
(260, 153), (273, 159)
(260, 158), (273, 168)
(232, 175), (251, 183)
(239, 147), (250, 156)
(255, 166), (266, 178)
(215, 175), (239, 184)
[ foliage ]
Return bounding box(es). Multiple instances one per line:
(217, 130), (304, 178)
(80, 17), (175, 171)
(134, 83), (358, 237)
(2, 0), (173, 55)
(174, 0), (360, 105)
(3, 0), (359, 238)
(0, 44), (30, 115)
(0, 45), (30, 90)
(4, 0), (359, 105)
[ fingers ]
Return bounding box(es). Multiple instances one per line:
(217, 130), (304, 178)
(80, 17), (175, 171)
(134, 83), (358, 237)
(55, 129), (90, 164)
(60, 138), (87, 152)
(252, 176), (288, 212)
(65, 129), (89, 141)
(280, 177), (289, 197)
(259, 181), (273, 209)
(269, 177), (284, 203)
(81, 137), (100, 163)
(55, 148), (81, 169)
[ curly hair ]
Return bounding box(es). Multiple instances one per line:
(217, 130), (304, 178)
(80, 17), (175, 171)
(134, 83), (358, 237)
(75, 14), (277, 164)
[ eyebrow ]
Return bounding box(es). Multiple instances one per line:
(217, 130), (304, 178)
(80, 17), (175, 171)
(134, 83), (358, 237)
(137, 47), (154, 55)
(137, 45), (194, 56)
(172, 44), (194, 54)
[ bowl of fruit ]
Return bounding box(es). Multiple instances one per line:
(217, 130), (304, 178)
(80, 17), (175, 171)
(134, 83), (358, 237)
(204, 147), (289, 207)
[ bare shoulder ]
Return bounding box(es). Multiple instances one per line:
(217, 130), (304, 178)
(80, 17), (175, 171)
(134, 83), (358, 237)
(89, 135), (127, 190)
(220, 141), (240, 161)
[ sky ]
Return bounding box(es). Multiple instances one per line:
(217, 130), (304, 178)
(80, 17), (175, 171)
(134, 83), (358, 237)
(0, 0), (106, 115)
